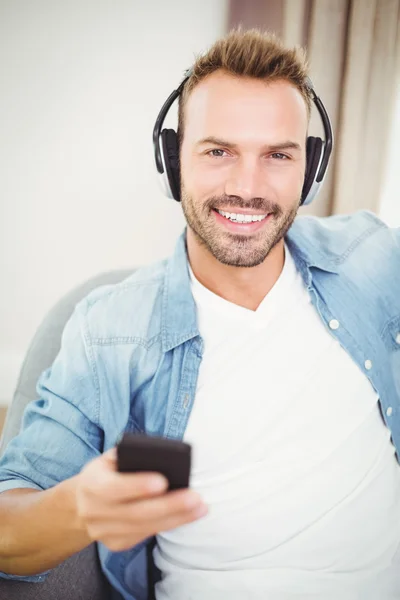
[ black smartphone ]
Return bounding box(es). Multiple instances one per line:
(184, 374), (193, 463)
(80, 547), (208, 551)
(116, 433), (192, 491)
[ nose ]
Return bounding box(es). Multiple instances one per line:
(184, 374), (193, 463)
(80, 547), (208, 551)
(224, 155), (268, 201)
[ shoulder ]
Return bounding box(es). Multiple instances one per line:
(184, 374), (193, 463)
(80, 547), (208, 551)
(82, 259), (167, 309)
(288, 210), (399, 269)
(292, 209), (388, 247)
(75, 259), (168, 341)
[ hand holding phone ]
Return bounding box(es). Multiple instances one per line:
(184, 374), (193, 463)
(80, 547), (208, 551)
(75, 436), (206, 554)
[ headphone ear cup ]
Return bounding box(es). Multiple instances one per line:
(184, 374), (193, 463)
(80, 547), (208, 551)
(160, 129), (181, 201)
(301, 136), (323, 205)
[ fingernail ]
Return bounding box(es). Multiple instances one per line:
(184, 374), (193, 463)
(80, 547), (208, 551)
(185, 492), (202, 509)
(149, 476), (167, 492)
(194, 504), (208, 518)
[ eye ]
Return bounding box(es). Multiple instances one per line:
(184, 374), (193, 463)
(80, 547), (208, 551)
(206, 148), (228, 158)
(271, 152), (289, 160)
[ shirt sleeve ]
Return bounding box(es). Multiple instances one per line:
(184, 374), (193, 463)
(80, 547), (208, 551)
(0, 299), (104, 494)
(0, 299), (106, 581)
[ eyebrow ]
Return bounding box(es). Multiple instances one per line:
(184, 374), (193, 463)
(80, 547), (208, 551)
(196, 136), (302, 152)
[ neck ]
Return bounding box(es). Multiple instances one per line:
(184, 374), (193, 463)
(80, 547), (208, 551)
(186, 230), (285, 311)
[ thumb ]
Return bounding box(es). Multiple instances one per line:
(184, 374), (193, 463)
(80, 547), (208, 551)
(102, 447), (117, 465)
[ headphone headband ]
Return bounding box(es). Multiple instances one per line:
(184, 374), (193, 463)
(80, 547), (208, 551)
(153, 75), (190, 176)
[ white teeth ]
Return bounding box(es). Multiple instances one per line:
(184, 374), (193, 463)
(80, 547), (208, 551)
(217, 209), (268, 223)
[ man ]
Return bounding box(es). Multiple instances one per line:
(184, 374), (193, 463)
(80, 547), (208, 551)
(0, 29), (400, 600)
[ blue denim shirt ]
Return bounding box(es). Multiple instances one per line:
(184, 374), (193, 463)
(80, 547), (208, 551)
(0, 210), (399, 599)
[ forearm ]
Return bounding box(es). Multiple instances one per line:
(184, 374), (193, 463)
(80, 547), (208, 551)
(0, 477), (91, 576)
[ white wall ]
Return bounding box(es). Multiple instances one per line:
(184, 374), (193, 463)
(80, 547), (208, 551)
(0, 0), (228, 404)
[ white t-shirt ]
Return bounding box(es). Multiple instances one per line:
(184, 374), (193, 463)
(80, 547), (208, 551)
(154, 245), (400, 599)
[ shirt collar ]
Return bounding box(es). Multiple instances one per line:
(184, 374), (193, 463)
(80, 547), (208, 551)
(286, 217), (341, 275)
(161, 218), (340, 351)
(161, 230), (200, 353)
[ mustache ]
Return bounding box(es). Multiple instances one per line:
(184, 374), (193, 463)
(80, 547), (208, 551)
(205, 195), (281, 215)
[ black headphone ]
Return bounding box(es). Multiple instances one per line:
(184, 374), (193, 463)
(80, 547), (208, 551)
(153, 69), (333, 206)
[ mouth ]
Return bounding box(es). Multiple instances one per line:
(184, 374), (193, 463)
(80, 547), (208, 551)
(214, 209), (269, 223)
(212, 208), (272, 233)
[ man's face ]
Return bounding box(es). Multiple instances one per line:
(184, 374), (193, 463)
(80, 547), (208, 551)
(180, 71), (308, 267)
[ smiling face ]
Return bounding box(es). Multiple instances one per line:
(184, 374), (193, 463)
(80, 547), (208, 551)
(180, 71), (309, 267)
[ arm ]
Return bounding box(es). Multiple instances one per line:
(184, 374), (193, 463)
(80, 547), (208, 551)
(0, 302), (104, 578)
(0, 303), (207, 578)
(0, 480), (90, 576)
(0, 450), (206, 577)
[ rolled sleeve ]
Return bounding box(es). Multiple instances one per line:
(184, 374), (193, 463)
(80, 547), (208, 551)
(0, 479), (43, 494)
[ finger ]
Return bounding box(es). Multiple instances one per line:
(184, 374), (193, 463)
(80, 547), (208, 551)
(148, 502), (208, 534)
(124, 488), (206, 524)
(87, 470), (169, 503)
(94, 449), (169, 500)
(85, 488), (205, 527)
(102, 447), (117, 465)
(90, 503), (208, 550)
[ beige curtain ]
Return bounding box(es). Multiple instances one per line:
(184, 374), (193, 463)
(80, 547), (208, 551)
(330, 0), (400, 215)
(228, 0), (400, 217)
(284, 0), (349, 217)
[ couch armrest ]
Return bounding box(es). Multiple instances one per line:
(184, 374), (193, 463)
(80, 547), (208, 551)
(0, 543), (113, 599)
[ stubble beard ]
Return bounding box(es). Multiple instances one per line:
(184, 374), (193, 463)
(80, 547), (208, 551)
(181, 188), (300, 268)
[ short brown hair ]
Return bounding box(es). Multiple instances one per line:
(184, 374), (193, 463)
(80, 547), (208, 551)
(177, 28), (311, 145)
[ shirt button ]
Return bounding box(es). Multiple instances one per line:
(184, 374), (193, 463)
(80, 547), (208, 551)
(183, 394), (190, 409)
(329, 319), (340, 330)
(364, 359), (372, 370)
(386, 407), (393, 417)
(396, 333), (400, 344)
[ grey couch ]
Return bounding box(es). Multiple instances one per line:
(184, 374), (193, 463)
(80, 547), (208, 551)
(0, 270), (133, 600)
